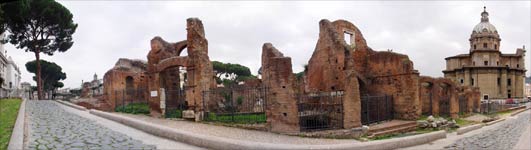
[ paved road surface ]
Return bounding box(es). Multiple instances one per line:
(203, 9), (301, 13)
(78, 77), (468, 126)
(444, 111), (530, 150)
(25, 100), (202, 150)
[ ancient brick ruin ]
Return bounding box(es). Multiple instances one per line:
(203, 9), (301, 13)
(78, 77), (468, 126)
(146, 18), (215, 118)
(261, 19), (480, 133)
(93, 17), (481, 134)
(102, 58), (149, 110)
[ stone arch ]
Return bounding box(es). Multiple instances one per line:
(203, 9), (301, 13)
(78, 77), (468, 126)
(125, 76), (134, 92)
(419, 76), (436, 115)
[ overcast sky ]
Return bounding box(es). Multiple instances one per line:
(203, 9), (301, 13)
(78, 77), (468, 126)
(3, 1), (530, 89)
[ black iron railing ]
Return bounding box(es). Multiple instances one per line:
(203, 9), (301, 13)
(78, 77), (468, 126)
(298, 91), (343, 131)
(202, 85), (268, 124)
(361, 95), (393, 125)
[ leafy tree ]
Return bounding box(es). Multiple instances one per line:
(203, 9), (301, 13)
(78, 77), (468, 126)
(1, 0), (78, 99)
(26, 60), (66, 97)
(212, 61), (256, 86)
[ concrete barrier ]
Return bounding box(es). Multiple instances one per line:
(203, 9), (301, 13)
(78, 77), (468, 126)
(55, 100), (87, 111)
(456, 124), (484, 135)
(89, 109), (447, 150)
(510, 108), (530, 116)
(7, 99), (26, 150)
(485, 118), (506, 126)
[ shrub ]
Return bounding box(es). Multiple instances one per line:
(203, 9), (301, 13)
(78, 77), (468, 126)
(115, 103), (150, 114)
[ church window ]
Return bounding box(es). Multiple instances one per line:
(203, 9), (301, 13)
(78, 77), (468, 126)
(484, 61), (488, 66)
(474, 45), (477, 49)
(483, 43), (488, 48)
(494, 44), (497, 49)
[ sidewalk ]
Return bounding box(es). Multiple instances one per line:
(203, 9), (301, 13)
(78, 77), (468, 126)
(113, 113), (357, 145)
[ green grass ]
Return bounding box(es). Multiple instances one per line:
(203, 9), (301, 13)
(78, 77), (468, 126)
(206, 112), (266, 124)
(115, 103), (150, 114)
(0, 99), (22, 150)
(454, 118), (475, 126)
(165, 109), (183, 118)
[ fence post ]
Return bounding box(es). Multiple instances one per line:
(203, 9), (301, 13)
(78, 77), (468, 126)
(231, 88), (235, 123)
(122, 89), (125, 111)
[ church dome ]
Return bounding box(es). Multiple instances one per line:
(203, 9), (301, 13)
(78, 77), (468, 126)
(472, 7), (497, 33)
(473, 22), (497, 33)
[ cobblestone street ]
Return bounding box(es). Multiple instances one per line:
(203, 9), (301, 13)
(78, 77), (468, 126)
(445, 112), (531, 150)
(26, 100), (156, 150)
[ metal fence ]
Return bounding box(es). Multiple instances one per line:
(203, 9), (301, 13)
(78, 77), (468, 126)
(114, 88), (149, 111)
(459, 96), (468, 114)
(165, 88), (187, 118)
(439, 96), (451, 116)
(202, 86), (268, 124)
(480, 101), (521, 114)
(297, 91), (343, 131)
(361, 95), (393, 125)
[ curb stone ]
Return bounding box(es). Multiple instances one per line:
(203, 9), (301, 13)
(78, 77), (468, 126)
(456, 124), (484, 135)
(510, 108), (530, 116)
(7, 99), (26, 150)
(89, 109), (446, 150)
(55, 100), (88, 111)
(485, 118), (506, 126)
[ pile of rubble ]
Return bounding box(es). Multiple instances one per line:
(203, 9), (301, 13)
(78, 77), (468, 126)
(417, 116), (459, 129)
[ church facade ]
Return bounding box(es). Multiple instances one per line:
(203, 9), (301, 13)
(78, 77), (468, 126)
(444, 7), (526, 100)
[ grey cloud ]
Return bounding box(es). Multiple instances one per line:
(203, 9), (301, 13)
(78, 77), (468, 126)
(4, 1), (529, 88)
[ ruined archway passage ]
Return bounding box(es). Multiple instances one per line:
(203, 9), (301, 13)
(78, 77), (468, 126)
(161, 66), (188, 118)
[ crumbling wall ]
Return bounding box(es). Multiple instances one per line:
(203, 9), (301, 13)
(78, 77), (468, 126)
(103, 58), (148, 110)
(147, 18), (214, 118)
(261, 43), (300, 133)
(306, 19), (420, 122)
(362, 51), (421, 120)
(418, 76), (461, 118)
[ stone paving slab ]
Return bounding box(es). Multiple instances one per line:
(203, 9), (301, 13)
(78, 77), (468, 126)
(444, 111), (530, 150)
(26, 100), (156, 150)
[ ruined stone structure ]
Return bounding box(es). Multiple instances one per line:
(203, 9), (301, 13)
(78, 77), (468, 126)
(306, 19), (421, 122)
(444, 7), (526, 99)
(261, 43), (300, 133)
(147, 18), (215, 117)
(103, 58), (148, 109)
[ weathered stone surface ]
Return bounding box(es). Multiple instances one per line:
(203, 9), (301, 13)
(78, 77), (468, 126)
(147, 18), (215, 118)
(261, 43), (300, 133)
(306, 19), (421, 121)
(26, 101), (156, 150)
(419, 76), (480, 118)
(103, 58), (149, 110)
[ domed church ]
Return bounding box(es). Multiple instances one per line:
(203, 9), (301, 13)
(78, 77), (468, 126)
(444, 7), (526, 100)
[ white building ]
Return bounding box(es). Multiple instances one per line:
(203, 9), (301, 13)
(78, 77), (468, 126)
(6, 56), (21, 89)
(0, 33), (9, 97)
(0, 33), (24, 98)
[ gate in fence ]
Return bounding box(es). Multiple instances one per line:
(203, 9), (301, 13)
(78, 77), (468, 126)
(165, 88), (187, 118)
(439, 96), (451, 116)
(202, 86), (268, 124)
(458, 96), (468, 114)
(297, 91), (343, 131)
(361, 95), (394, 125)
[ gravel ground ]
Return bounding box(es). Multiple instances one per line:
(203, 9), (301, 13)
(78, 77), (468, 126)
(444, 111), (530, 150)
(26, 100), (156, 150)
(117, 113), (359, 145)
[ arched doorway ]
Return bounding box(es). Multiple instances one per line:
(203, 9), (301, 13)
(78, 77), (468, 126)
(161, 66), (188, 117)
(420, 81), (434, 116)
(438, 83), (451, 117)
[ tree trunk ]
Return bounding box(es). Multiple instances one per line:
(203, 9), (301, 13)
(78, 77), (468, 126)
(35, 51), (43, 100)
